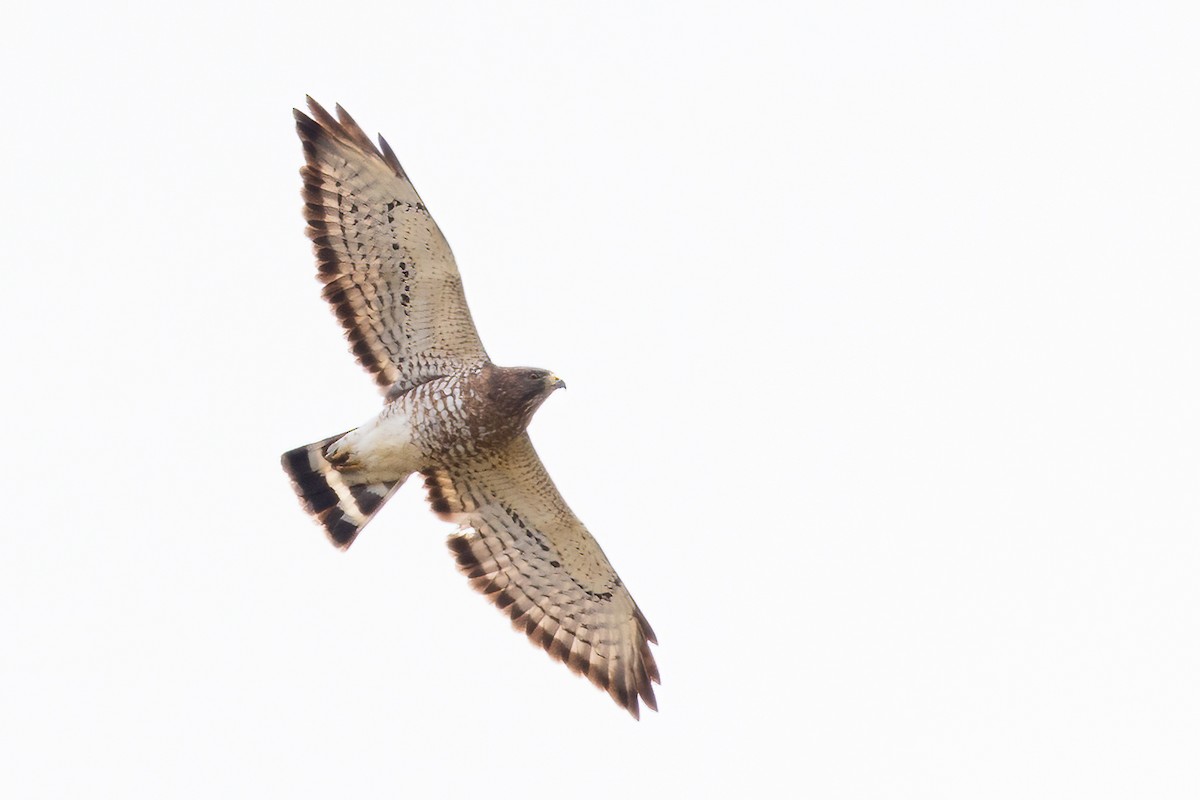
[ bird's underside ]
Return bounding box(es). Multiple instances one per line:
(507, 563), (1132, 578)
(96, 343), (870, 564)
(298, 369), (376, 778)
(280, 97), (659, 717)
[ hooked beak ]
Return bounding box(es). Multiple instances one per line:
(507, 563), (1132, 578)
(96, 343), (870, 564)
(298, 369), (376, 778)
(549, 374), (567, 391)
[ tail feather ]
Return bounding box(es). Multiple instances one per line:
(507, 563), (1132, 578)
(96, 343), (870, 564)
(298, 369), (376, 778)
(281, 434), (402, 548)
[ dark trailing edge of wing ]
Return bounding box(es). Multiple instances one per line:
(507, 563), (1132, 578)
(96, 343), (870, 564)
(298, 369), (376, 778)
(293, 98), (406, 391)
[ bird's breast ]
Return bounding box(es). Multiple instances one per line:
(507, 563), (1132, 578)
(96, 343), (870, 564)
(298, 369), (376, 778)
(401, 374), (527, 463)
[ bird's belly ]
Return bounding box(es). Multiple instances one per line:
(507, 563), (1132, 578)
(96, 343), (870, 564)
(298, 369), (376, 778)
(332, 412), (421, 482)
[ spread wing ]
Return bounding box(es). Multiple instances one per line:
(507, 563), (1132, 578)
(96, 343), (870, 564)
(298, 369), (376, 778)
(422, 435), (660, 718)
(295, 98), (489, 394)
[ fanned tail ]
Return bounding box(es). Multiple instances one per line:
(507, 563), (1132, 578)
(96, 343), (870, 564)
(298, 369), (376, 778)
(281, 434), (402, 548)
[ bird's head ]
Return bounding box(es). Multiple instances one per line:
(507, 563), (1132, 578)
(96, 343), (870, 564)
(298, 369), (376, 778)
(484, 365), (566, 427)
(512, 367), (566, 405)
(524, 368), (567, 394)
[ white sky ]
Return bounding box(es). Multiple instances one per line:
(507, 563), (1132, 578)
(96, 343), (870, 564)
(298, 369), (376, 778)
(3, 2), (1199, 797)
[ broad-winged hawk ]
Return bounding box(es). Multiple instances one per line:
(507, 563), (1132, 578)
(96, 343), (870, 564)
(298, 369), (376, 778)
(281, 98), (659, 718)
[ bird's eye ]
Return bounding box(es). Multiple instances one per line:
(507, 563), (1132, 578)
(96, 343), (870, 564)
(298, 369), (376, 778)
(528, 371), (541, 380)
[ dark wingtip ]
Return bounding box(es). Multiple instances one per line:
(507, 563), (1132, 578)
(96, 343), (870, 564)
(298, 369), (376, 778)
(305, 95), (326, 117)
(378, 134), (405, 175)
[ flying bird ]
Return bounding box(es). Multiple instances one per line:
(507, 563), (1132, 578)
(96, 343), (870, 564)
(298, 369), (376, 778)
(281, 98), (659, 718)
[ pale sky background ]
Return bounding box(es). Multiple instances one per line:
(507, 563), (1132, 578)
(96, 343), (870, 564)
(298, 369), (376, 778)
(3, 2), (1199, 798)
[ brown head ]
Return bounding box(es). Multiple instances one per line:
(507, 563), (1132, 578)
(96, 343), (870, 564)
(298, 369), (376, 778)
(485, 365), (566, 418)
(472, 364), (566, 443)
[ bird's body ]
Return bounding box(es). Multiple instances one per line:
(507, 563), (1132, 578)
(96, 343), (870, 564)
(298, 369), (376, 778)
(281, 98), (659, 717)
(290, 365), (559, 492)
